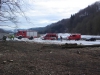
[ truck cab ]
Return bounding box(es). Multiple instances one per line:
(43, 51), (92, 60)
(42, 33), (58, 40)
(67, 34), (81, 40)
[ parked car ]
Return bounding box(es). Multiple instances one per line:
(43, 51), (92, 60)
(42, 33), (58, 40)
(85, 38), (96, 41)
(67, 34), (81, 40)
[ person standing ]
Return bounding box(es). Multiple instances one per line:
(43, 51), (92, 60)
(60, 36), (62, 41)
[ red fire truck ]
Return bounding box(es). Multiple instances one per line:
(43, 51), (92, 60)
(16, 30), (38, 39)
(67, 34), (81, 40)
(42, 33), (58, 40)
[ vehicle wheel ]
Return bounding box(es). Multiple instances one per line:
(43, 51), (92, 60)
(75, 39), (79, 41)
(29, 36), (33, 40)
(18, 36), (22, 39)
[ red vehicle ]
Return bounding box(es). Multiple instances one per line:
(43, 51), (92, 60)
(67, 34), (81, 40)
(42, 33), (58, 40)
(16, 30), (37, 39)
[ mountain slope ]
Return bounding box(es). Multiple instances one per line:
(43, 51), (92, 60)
(30, 1), (100, 35)
(0, 28), (6, 33)
(43, 1), (100, 35)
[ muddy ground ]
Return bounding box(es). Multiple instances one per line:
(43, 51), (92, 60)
(0, 41), (100, 75)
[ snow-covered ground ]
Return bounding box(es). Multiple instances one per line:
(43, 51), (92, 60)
(7, 33), (100, 46)
(12, 38), (100, 45)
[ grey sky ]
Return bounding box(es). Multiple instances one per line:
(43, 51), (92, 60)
(0, 0), (99, 30)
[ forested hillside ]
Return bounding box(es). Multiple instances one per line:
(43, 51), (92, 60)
(39, 1), (100, 35)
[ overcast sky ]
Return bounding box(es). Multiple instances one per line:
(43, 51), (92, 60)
(0, 0), (99, 30)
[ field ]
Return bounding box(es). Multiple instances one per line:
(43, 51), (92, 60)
(0, 41), (100, 75)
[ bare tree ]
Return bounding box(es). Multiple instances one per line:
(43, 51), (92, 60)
(0, 0), (24, 26)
